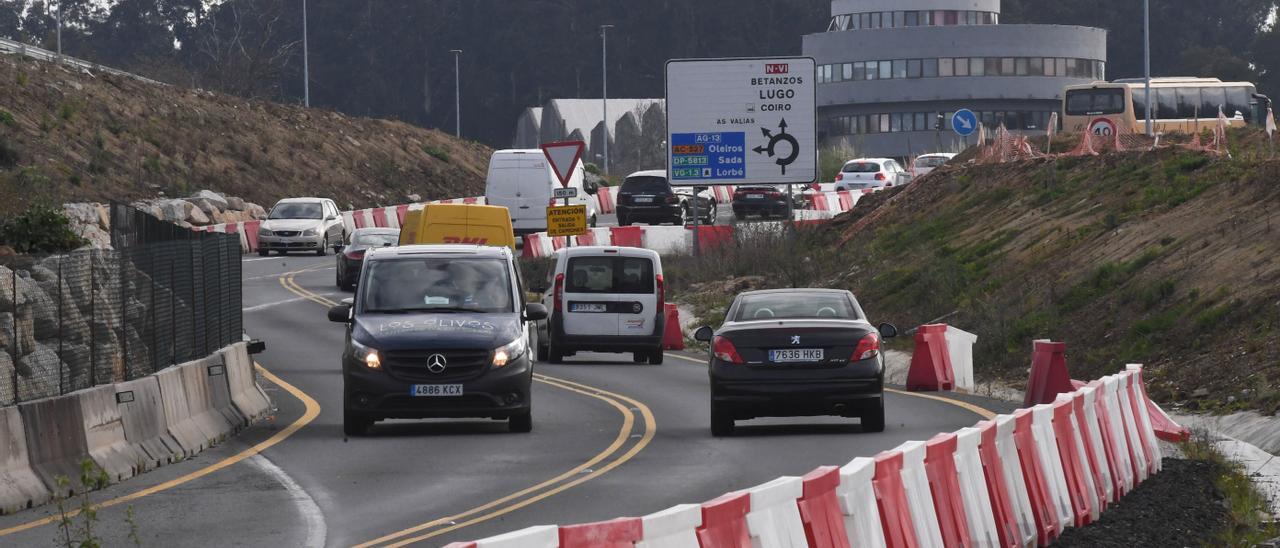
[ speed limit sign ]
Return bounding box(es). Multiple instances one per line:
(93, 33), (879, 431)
(1089, 117), (1116, 137)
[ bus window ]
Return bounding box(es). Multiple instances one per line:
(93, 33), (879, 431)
(1200, 87), (1227, 117)
(1065, 88), (1126, 115)
(1226, 87), (1252, 121)
(1132, 90), (1149, 121)
(1157, 88), (1177, 119)
(1176, 88), (1200, 118)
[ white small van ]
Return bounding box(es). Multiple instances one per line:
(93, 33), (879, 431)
(485, 149), (599, 236)
(533, 247), (666, 364)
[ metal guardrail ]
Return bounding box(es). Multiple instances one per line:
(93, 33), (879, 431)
(0, 37), (165, 86)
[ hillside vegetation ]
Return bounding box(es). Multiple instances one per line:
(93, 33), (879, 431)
(672, 130), (1280, 414)
(0, 54), (491, 217)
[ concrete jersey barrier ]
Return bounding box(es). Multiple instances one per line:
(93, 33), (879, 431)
(19, 393), (94, 494)
(78, 384), (146, 483)
(0, 406), (50, 514)
(155, 365), (210, 456)
(222, 342), (272, 422)
(115, 376), (181, 470)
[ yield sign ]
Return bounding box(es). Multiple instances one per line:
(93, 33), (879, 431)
(540, 140), (585, 188)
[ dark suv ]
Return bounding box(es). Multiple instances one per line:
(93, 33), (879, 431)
(616, 170), (715, 226)
(327, 244), (547, 436)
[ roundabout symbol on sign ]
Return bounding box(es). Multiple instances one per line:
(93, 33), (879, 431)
(1089, 117), (1116, 137)
(753, 118), (800, 175)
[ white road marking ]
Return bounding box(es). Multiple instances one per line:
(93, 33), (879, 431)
(247, 454), (327, 548)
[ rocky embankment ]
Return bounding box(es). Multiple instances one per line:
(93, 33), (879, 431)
(61, 189), (268, 249)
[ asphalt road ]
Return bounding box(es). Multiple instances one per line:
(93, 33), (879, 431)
(0, 253), (1013, 547)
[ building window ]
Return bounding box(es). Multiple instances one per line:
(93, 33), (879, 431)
(939, 58), (954, 77)
(907, 59), (922, 78)
(1015, 58), (1029, 76)
(880, 61), (893, 80)
(1029, 57), (1043, 76)
(892, 59), (907, 79)
(923, 58), (939, 78)
(905, 11), (919, 26)
(955, 57), (970, 76)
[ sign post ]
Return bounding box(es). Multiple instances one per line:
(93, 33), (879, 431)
(666, 57), (817, 254)
(541, 141), (587, 246)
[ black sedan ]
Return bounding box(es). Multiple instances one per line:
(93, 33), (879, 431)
(731, 185), (809, 220)
(693, 288), (897, 436)
(335, 228), (400, 291)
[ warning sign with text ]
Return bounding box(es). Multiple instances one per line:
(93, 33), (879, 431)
(546, 204), (587, 237)
(666, 57), (816, 186)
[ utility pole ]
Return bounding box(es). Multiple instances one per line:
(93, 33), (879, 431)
(55, 0), (62, 58)
(450, 49), (463, 137)
(1143, 0), (1153, 137)
(600, 25), (614, 175)
(302, 0), (310, 107)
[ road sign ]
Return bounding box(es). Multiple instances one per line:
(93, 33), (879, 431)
(666, 57), (816, 186)
(540, 141), (585, 188)
(1088, 117), (1116, 137)
(546, 204), (587, 237)
(951, 109), (978, 137)
(552, 187), (578, 199)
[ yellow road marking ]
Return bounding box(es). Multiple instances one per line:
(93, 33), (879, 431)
(663, 351), (997, 420)
(0, 363), (321, 538)
(279, 266), (658, 547)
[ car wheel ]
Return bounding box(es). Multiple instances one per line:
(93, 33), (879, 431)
(589, 214), (598, 228)
(508, 409), (533, 433)
(632, 352), (648, 364)
(316, 237), (327, 256)
(710, 402), (734, 437)
(648, 350), (665, 365)
(257, 249), (269, 257)
(548, 338), (564, 364)
(619, 215), (631, 227)
(343, 407), (372, 437)
(704, 203), (717, 225)
(861, 396), (886, 433)
(536, 337), (550, 361)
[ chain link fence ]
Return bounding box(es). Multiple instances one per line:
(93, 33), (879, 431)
(0, 203), (241, 406)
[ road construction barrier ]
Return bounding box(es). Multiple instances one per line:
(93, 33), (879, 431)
(636, 503), (702, 548)
(559, 517), (643, 548)
(0, 406), (49, 514)
(1123, 366), (1163, 476)
(114, 376), (180, 470)
(78, 384), (148, 483)
(836, 458), (886, 547)
(155, 365), (209, 456)
(906, 324), (954, 392)
(222, 343), (272, 423)
(201, 354), (248, 430)
(944, 327), (978, 392)
(1024, 340), (1072, 407)
(663, 304), (684, 351)
(442, 525), (560, 548)
(175, 359), (237, 447)
(744, 476), (808, 547)
(447, 364), (1184, 548)
(1126, 364), (1189, 442)
(19, 392), (95, 493)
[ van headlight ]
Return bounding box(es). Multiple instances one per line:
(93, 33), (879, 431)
(352, 339), (381, 369)
(492, 337), (526, 367)
(302, 228), (317, 237)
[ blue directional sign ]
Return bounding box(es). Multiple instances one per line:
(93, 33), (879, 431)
(951, 109), (978, 137)
(670, 132), (747, 181)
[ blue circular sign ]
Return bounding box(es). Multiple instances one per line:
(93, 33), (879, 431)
(951, 109), (978, 137)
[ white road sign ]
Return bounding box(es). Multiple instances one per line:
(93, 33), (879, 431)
(666, 57), (817, 186)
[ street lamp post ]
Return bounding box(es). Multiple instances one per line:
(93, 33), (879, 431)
(600, 25), (614, 175)
(1143, 0), (1152, 137)
(55, 0), (62, 58)
(302, 0), (310, 107)
(450, 49), (463, 137)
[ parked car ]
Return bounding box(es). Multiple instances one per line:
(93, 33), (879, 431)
(534, 246), (666, 364)
(693, 288), (897, 436)
(616, 170), (716, 226)
(833, 159), (911, 191)
(257, 198), (346, 256)
(484, 149), (598, 236)
(327, 244), (547, 435)
(911, 153), (957, 178)
(731, 185), (809, 220)
(335, 228), (400, 291)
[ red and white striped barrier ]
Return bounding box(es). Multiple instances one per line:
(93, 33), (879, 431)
(835, 458), (885, 547)
(636, 504), (702, 548)
(744, 476), (807, 547)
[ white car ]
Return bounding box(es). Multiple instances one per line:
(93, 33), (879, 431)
(912, 153), (957, 177)
(534, 246), (666, 364)
(257, 198), (346, 256)
(834, 158), (911, 191)
(484, 149), (599, 236)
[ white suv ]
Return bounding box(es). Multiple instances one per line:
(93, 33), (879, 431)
(834, 158), (911, 191)
(534, 247), (666, 364)
(257, 198), (346, 256)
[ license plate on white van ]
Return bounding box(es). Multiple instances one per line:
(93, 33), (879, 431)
(570, 303), (608, 313)
(410, 385), (463, 397)
(768, 349), (824, 363)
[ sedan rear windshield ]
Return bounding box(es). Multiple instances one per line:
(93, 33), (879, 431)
(565, 256), (654, 294)
(621, 176), (671, 194)
(842, 162), (881, 173)
(269, 203), (323, 220)
(733, 293), (863, 321)
(361, 258), (513, 313)
(352, 232), (399, 246)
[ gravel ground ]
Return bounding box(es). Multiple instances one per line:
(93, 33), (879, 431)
(1055, 458), (1225, 547)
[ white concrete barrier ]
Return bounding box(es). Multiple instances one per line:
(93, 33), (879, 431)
(20, 393), (94, 494)
(115, 376), (180, 470)
(1056, 392), (1102, 523)
(1031, 403), (1074, 533)
(954, 427), (1000, 547)
(1101, 375), (1136, 493)
(1124, 365), (1163, 474)
(897, 440), (945, 548)
(77, 384), (146, 483)
(836, 457), (886, 548)
(155, 366), (209, 456)
(1114, 373), (1150, 484)
(993, 414), (1038, 548)
(636, 503), (702, 548)
(1077, 385), (1116, 504)
(745, 476), (808, 548)
(0, 406), (49, 513)
(177, 359), (236, 447)
(473, 525), (559, 548)
(945, 327), (978, 392)
(222, 343), (272, 423)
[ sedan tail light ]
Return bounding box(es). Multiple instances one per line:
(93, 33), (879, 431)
(853, 332), (881, 361)
(553, 273), (565, 312)
(617, 194), (630, 205)
(835, 172), (844, 181)
(875, 172), (886, 181)
(712, 336), (744, 364)
(766, 191), (782, 200)
(344, 249), (366, 260)
(665, 194), (679, 205)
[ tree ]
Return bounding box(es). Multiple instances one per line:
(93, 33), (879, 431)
(190, 0), (300, 100)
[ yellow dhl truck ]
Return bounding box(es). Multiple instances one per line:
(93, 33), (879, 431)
(399, 203), (516, 250)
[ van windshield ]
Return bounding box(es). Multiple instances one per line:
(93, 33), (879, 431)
(361, 258), (513, 314)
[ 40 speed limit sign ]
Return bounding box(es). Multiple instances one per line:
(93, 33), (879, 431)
(1089, 117), (1117, 137)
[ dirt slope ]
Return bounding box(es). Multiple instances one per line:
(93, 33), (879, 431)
(673, 131), (1280, 413)
(0, 55), (492, 216)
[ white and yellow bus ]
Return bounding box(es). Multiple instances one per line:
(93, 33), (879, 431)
(1062, 78), (1271, 136)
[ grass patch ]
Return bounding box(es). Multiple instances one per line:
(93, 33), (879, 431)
(1180, 432), (1280, 546)
(0, 109), (15, 127)
(423, 145), (451, 163)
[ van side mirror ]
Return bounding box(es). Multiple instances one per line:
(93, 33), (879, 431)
(524, 303), (548, 321)
(328, 303), (352, 323)
(584, 181), (599, 195)
(694, 326), (714, 342)
(878, 323), (898, 339)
